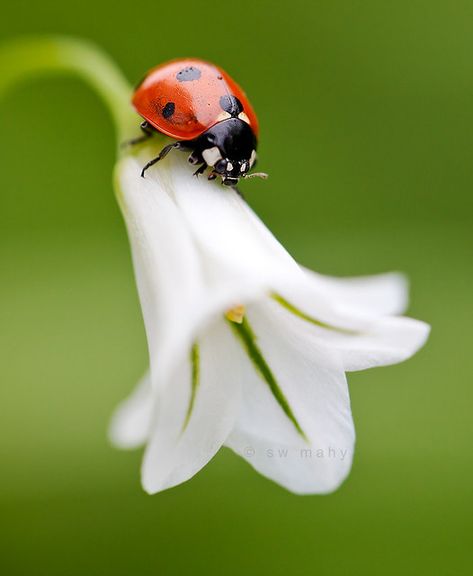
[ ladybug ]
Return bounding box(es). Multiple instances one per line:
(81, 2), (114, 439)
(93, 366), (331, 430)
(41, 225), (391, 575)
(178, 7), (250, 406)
(131, 58), (267, 186)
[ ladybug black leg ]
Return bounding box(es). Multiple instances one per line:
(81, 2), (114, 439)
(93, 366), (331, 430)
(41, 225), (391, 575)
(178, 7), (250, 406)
(193, 163), (207, 177)
(123, 121), (154, 147)
(187, 153), (201, 165)
(140, 142), (180, 178)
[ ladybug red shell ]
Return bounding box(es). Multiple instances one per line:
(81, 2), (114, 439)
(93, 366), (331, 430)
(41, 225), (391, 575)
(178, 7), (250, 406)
(131, 58), (266, 187)
(133, 59), (259, 140)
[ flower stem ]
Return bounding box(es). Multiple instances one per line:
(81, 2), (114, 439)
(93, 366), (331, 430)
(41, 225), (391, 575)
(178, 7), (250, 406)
(0, 36), (138, 146)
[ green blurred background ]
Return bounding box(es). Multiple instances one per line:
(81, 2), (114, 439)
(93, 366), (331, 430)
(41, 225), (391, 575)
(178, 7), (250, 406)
(1, 1), (472, 574)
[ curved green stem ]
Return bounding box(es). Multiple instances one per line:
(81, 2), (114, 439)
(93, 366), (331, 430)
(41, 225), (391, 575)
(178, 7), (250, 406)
(0, 36), (138, 146)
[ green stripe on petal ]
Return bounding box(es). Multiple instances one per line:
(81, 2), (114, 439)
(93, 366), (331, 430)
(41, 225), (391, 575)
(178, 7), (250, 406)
(272, 293), (359, 335)
(229, 317), (307, 441)
(182, 343), (200, 432)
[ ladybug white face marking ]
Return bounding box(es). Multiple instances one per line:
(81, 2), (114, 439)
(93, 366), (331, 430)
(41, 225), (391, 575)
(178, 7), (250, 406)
(226, 161), (234, 171)
(240, 162), (247, 172)
(238, 112), (250, 124)
(202, 146), (222, 166)
(215, 111), (232, 123)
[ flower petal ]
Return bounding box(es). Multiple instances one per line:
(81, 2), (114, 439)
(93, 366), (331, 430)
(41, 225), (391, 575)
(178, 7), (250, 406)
(141, 319), (242, 494)
(303, 269), (409, 316)
(116, 153), (297, 392)
(274, 274), (430, 372)
(108, 372), (152, 449)
(116, 154), (209, 387)
(325, 315), (430, 371)
(167, 153), (303, 284)
(226, 301), (355, 495)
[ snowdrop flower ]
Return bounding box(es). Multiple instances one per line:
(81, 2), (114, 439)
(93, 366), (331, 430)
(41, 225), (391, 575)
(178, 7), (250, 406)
(110, 142), (429, 494)
(0, 37), (430, 495)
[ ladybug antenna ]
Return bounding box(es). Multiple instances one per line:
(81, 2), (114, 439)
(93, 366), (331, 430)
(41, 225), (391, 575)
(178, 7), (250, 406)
(245, 172), (269, 180)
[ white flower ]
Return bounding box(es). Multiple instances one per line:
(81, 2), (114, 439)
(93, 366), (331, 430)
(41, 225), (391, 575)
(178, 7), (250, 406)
(109, 144), (430, 495)
(0, 37), (429, 496)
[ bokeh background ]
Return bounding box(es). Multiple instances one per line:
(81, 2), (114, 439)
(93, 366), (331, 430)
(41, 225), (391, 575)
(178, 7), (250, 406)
(1, 1), (472, 574)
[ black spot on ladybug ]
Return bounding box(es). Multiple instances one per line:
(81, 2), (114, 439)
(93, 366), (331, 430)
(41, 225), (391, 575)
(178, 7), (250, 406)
(162, 101), (175, 119)
(176, 67), (202, 82)
(219, 95), (243, 116)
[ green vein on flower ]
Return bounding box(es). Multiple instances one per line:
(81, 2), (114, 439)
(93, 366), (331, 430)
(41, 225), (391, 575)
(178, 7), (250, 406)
(182, 342), (200, 432)
(272, 293), (359, 335)
(229, 317), (308, 441)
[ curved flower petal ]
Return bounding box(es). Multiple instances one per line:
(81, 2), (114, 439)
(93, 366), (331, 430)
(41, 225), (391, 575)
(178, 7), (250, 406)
(324, 315), (430, 372)
(116, 152), (301, 392)
(274, 274), (430, 372)
(303, 269), (409, 316)
(116, 154), (209, 388)
(108, 372), (152, 449)
(225, 301), (355, 495)
(141, 320), (243, 494)
(167, 153), (303, 283)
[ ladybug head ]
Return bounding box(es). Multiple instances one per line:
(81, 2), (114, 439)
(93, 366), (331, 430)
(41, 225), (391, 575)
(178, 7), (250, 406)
(213, 157), (252, 186)
(192, 118), (266, 187)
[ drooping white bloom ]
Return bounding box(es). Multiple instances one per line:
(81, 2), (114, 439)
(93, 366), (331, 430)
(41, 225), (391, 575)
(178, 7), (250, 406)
(109, 145), (430, 495)
(0, 36), (429, 496)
